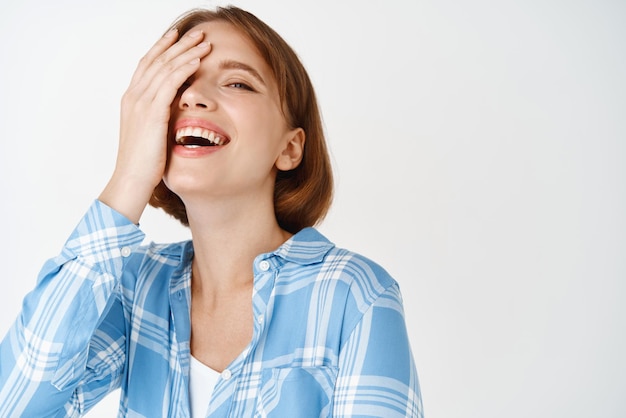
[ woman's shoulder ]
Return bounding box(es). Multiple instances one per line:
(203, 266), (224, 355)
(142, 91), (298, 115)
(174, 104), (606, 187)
(281, 228), (404, 343)
(284, 227), (398, 298)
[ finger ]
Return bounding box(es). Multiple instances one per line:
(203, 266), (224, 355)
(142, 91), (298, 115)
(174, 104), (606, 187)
(141, 41), (212, 107)
(124, 36), (210, 111)
(131, 29), (205, 89)
(129, 28), (180, 86)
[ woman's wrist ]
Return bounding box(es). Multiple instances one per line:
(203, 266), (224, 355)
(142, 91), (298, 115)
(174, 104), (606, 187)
(98, 173), (155, 224)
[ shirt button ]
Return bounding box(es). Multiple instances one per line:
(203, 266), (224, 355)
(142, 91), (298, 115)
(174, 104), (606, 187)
(257, 315), (264, 324)
(121, 247), (131, 257)
(221, 369), (232, 380)
(258, 260), (270, 271)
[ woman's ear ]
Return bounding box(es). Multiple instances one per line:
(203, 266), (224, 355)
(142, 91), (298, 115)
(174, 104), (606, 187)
(276, 128), (305, 171)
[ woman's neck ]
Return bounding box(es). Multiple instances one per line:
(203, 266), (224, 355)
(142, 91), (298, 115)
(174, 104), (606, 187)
(184, 195), (291, 298)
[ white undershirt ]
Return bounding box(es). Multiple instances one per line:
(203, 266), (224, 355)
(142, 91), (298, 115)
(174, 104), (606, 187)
(189, 355), (220, 418)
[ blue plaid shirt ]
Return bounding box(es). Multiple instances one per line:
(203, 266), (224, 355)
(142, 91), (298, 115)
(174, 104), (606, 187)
(0, 201), (423, 417)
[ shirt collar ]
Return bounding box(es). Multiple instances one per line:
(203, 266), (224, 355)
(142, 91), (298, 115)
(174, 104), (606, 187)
(154, 227), (335, 266)
(271, 227), (335, 265)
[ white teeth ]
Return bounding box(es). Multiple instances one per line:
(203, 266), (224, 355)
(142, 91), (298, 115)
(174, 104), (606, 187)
(175, 126), (226, 145)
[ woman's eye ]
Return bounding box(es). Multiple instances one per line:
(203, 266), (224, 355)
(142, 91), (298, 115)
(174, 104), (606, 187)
(228, 82), (253, 91)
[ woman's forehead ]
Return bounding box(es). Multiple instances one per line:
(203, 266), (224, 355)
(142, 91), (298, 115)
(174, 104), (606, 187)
(190, 21), (259, 60)
(190, 20), (279, 97)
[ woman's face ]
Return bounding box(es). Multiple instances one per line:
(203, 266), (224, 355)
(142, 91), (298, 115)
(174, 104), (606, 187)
(164, 21), (302, 204)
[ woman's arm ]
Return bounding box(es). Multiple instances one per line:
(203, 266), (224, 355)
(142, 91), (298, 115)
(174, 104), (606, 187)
(333, 283), (424, 418)
(0, 26), (211, 416)
(0, 201), (144, 417)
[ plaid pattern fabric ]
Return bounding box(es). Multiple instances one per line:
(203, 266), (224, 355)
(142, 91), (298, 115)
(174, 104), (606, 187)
(0, 201), (423, 417)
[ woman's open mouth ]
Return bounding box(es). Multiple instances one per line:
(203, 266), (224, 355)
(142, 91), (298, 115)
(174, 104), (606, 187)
(175, 126), (230, 147)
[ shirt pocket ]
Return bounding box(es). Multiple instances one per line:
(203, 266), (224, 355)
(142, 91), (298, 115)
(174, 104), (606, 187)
(256, 366), (338, 418)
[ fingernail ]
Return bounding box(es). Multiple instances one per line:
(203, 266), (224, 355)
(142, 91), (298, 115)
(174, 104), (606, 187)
(164, 28), (178, 38)
(189, 30), (202, 38)
(196, 42), (209, 49)
(189, 58), (200, 65)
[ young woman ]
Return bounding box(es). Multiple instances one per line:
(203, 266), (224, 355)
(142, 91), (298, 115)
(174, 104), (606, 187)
(0, 6), (423, 417)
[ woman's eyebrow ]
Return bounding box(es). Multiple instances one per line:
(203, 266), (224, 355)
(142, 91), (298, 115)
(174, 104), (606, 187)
(219, 60), (266, 86)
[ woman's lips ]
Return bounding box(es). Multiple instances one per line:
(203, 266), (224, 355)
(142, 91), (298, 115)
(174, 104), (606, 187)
(174, 118), (230, 144)
(171, 118), (230, 157)
(175, 127), (227, 146)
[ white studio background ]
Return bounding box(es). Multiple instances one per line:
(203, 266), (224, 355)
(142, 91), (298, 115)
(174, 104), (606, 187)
(0, 0), (624, 417)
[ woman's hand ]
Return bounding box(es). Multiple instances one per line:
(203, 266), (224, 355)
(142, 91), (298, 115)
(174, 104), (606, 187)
(99, 28), (211, 224)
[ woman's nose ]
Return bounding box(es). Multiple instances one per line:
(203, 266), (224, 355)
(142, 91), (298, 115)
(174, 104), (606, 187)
(178, 81), (217, 110)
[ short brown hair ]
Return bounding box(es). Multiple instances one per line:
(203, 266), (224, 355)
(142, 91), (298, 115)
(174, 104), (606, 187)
(149, 6), (333, 234)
